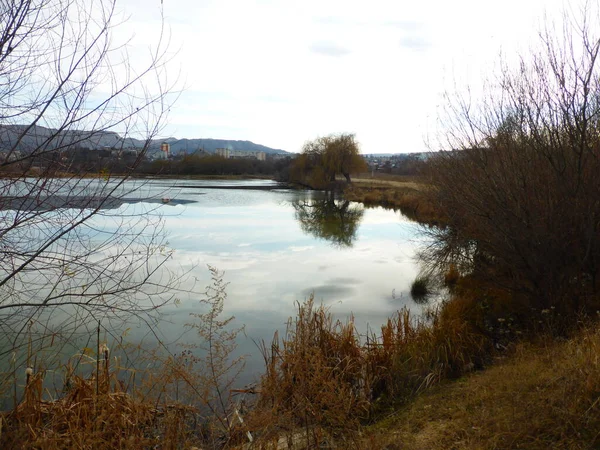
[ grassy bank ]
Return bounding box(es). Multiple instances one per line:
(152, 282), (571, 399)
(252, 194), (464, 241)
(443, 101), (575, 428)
(343, 175), (443, 225)
(240, 290), (600, 449)
(5, 293), (598, 449)
(363, 325), (600, 449)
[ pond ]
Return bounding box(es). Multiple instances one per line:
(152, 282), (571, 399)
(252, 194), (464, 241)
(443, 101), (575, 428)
(0, 178), (427, 393)
(129, 179), (426, 380)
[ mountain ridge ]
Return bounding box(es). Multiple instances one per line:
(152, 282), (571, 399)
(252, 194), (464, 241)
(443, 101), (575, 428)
(0, 125), (290, 156)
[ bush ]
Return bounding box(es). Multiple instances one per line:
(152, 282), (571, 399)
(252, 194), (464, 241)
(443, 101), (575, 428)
(410, 276), (431, 303)
(424, 5), (600, 328)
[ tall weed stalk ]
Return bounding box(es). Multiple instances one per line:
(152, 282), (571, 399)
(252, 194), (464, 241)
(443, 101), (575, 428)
(250, 296), (490, 447)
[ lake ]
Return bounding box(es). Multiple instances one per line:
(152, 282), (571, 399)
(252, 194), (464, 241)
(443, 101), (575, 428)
(0, 178), (426, 391)
(122, 179), (426, 380)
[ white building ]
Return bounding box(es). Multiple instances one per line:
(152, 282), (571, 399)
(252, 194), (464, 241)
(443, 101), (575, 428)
(215, 148), (265, 161)
(160, 142), (170, 159)
(215, 148), (230, 158)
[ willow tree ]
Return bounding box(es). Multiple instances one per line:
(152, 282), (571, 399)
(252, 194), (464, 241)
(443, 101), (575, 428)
(291, 133), (367, 188)
(292, 195), (364, 247)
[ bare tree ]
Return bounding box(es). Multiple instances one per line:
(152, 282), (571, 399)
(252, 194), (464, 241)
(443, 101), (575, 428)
(0, 0), (184, 399)
(424, 2), (600, 322)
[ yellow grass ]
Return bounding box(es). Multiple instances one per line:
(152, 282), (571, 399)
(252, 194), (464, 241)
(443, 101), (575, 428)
(351, 175), (428, 191)
(344, 178), (443, 225)
(247, 296), (490, 447)
(362, 325), (600, 449)
(0, 365), (200, 449)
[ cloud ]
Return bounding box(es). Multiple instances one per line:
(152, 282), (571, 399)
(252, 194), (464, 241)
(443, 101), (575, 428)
(309, 41), (351, 57)
(328, 277), (361, 285)
(384, 20), (423, 32)
(381, 20), (432, 52)
(314, 16), (347, 26)
(399, 35), (431, 52)
(289, 245), (314, 252)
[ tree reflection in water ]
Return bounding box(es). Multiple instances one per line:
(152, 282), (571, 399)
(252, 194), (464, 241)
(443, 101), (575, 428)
(292, 193), (365, 247)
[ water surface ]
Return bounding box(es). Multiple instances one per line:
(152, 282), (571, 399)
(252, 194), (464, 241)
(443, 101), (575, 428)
(0, 178), (425, 386)
(134, 179), (424, 379)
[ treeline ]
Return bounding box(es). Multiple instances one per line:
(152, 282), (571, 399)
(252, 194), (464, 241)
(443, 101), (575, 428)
(0, 147), (144, 176)
(372, 155), (425, 176)
(138, 154), (293, 179)
(0, 149), (295, 180)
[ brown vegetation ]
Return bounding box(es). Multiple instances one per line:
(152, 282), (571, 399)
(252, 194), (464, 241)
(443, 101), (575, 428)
(0, 268), (247, 450)
(344, 183), (443, 226)
(422, 4), (600, 329)
(1, 362), (200, 449)
(363, 325), (600, 449)
(246, 296), (491, 447)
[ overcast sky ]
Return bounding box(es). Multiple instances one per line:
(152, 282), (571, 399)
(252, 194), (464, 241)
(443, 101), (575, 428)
(118, 0), (568, 153)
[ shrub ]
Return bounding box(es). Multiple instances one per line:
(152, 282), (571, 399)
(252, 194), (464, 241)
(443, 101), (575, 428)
(410, 276), (432, 302)
(424, 4), (600, 329)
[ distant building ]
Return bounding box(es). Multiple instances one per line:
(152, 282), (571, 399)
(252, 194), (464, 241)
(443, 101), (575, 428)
(215, 148), (230, 158)
(215, 148), (265, 161)
(160, 142), (170, 159)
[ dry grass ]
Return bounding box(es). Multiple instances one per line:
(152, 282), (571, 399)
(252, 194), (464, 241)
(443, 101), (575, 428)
(368, 306), (491, 405)
(4, 267), (594, 449)
(5, 289), (597, 449)
(0, 268), (246, 449)
(343, 181), (443, 226)
(247, 296), (491, 447)
(351, 173), (426, 189)
(0, 358), (201, 449)
(249, 297), (369, 447)
(363, 324), (600, 449)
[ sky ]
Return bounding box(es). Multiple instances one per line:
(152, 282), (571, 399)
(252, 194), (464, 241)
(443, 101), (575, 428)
(116, 0), (569, 154)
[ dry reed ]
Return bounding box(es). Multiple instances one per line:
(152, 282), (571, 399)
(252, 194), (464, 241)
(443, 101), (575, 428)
(248, 295), (490, 447)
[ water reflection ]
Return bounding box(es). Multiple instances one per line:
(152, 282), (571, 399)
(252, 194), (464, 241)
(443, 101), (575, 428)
(292, 194), (364, 247)
(0, 180), (426, 393)
(0, 195), (196, 211)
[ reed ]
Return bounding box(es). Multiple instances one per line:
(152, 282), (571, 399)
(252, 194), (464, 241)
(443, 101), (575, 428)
(343, 184), (444, 225)
(248, 295), (490, 447)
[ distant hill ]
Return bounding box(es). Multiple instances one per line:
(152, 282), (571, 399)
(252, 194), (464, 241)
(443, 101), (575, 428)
(0, 125), (290, 156)
(158, 137), (289, 155)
